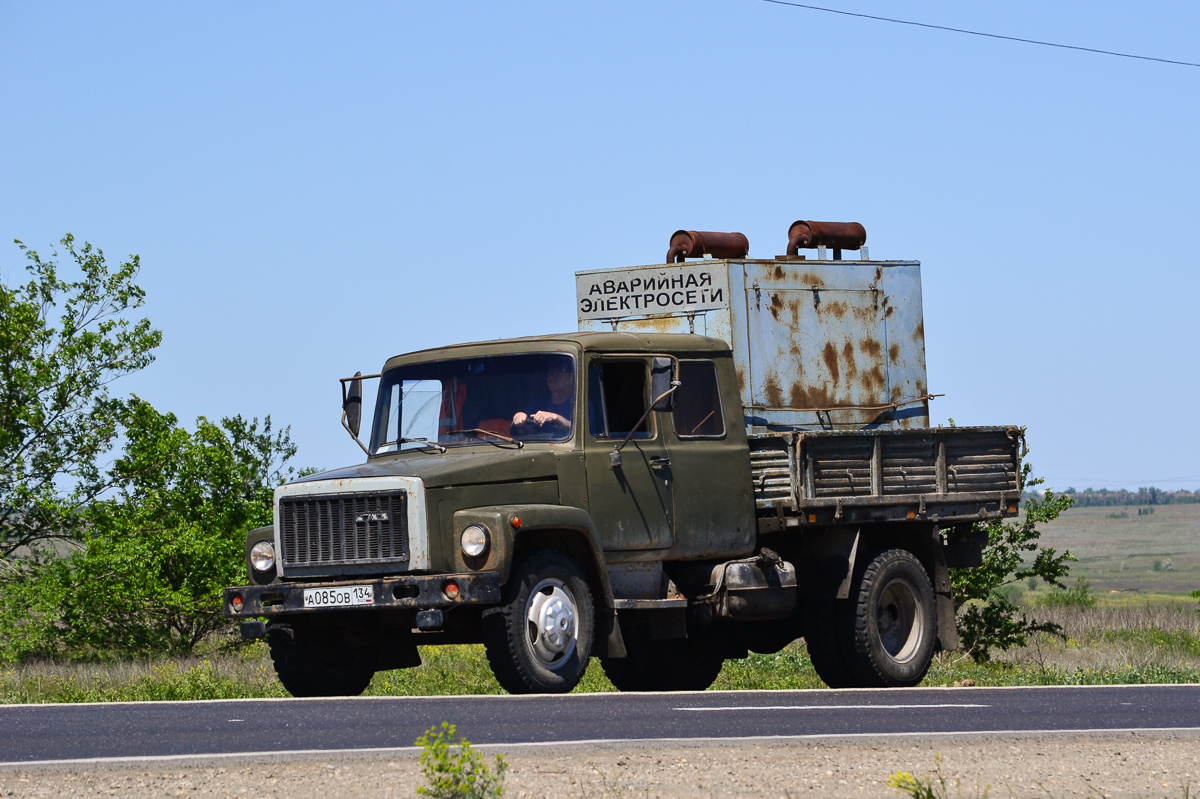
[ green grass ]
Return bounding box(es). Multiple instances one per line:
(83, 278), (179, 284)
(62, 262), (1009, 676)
(4, 594), (1199, 703)
(1035, 503), (1200, 592)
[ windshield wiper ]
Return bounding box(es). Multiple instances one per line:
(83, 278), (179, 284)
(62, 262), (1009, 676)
(446, 429), (524, 449)
(377, 437), (447, 454)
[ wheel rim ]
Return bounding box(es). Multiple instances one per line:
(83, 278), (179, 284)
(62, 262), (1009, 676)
(525, 578), (578, 668)
(875, 577), (923, 662)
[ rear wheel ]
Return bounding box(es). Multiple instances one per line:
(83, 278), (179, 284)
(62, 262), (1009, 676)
(482, 550), (595, 694)
(267, 620), (376, 697)
(845, 549), (937, 687)
(803, 598), (856, 689)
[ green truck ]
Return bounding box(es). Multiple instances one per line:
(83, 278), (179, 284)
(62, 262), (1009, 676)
(223, 222), (1021, 695)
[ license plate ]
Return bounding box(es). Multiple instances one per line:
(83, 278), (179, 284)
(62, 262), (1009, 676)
(303, 585), (374, 608)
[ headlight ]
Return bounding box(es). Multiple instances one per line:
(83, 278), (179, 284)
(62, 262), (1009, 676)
(250, 540), (276, 573)
(460, 525), (490, 558)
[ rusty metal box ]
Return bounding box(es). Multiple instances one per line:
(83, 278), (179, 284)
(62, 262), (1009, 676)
(576, 259), (929, 431)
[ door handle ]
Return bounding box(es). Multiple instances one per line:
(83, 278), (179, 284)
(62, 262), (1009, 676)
(649, 457), (671, 468)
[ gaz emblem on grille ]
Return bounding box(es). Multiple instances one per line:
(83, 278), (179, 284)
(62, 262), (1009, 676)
(356, 511), (389, 524)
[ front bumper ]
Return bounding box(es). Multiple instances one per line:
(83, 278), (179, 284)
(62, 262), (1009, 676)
(222, 572), (501, 618)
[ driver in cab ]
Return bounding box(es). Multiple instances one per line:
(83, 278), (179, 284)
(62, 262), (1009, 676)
(512, 362), (573, 433)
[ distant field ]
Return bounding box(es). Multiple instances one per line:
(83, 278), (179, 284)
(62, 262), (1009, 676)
(1034, 502), (1200, 593)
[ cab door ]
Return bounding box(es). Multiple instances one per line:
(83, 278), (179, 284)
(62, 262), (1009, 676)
(663, 357), (755, 559)
(583, 357), (674, 552)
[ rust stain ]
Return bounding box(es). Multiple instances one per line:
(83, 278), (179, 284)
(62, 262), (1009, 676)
(764, 374), (784, 406)
(914, 319), (925, 342)
(863, 365), (885, 394)
(861, 337), (882, 358)
(635, 316), (691, 334)
(790, 383), (834, 408)
(769, 293), (783, 321)
(787, 297), (801, 326)
(885, 306), (894, 318)
(841, 341), (858, 380)
(822, 342), (840, 384)
(799, 272), (827, 288)
(772, 265), (785, 280)
(889, 343), (900, 364)
(852, 303), (876, 323)
(890, 383), (903, 400)
(873, 267), (883, 283)
(824, 300), (848, 319)
(736, 366), (746, 393)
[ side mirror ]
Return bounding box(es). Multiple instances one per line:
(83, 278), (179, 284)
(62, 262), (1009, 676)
(344, 371), (363, 438)
(651, 357), (676, 411)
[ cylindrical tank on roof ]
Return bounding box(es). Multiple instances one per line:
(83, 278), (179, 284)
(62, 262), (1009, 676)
(786, 220), (867, 255)
(666, 230), (750, 263)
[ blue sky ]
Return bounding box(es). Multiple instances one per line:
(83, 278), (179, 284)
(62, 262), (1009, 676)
(2, 1), (1197, 491)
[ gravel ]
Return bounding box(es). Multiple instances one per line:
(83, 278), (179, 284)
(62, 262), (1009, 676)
(1, 732), (1197, 798)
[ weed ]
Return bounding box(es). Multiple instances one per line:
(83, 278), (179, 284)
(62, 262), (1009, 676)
(887, 755), (989, 799)
(415, 722), (507, 799)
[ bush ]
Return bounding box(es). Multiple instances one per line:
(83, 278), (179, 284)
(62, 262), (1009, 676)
(415, 722), (507, 799)
(1037, 577), (1096, 609)
(0, 401), (301, 661)
(951, 455), (1075, 662)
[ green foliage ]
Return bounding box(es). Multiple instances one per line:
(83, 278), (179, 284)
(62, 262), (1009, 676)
(0, 400), (299, 661)
(887, 755), (988, 799)
(415, 722), (507, 799)
(0, 235), (161, 559)
(1037, 577), (1097, 609)
(951, 457), (1075, 662)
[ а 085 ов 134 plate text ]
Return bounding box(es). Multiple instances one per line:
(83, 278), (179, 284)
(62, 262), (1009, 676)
(302, 585), (374, 608)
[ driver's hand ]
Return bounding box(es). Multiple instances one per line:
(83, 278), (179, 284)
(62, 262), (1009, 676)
(530, 411), (559, 426)
(512, 412), (528, 426)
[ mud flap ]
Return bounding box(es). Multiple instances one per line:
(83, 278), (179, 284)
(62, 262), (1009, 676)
(595, 611), (627, 659)
(930, 528), (959, 651)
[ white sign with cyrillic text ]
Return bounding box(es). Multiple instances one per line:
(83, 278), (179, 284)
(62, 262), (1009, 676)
(576, 264), (730, 320)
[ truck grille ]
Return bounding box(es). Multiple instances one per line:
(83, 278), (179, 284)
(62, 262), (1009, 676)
(279, 492), (409, 568)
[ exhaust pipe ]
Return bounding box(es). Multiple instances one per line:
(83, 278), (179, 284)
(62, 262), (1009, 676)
(666, 230), (750, 263)
(786, 220), (867, 255)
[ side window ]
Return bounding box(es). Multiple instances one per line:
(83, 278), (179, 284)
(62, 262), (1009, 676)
(588, 360), (652, 439)
(673, 360), (725, 438)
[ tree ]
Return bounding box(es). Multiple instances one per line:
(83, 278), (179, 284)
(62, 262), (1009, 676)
(0, 399), (302, 660)
(951, 459), (1075, 661)
(0, 235), (161, 560)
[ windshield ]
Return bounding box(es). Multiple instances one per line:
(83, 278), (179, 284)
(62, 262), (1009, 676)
(370, 353), (576, 454)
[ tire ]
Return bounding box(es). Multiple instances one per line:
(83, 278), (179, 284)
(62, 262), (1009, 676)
(598, 651), (646, 691)
(844, 549), (937, 687)
(600, 626), (725, 692)
(267, 620), (376, 697)
(741, 617), (803, 655)
(482, 550), (595, 694)
(803, 598), (857, 689)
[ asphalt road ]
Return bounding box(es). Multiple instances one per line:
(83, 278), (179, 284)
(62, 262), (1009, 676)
(2, 684), (1198, 765)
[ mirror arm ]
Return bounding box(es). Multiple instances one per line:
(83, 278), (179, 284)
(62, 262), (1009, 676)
(610, 380), (682, 467)
(342, 409), (372, 456)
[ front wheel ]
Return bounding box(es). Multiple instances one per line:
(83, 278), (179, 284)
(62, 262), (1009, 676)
(267, 620), (377, 697)
(483, 550), (595, 694)
(845, 549), (937, 687)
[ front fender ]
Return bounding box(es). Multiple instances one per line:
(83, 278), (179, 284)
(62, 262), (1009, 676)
(452, 504), (612, 607)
